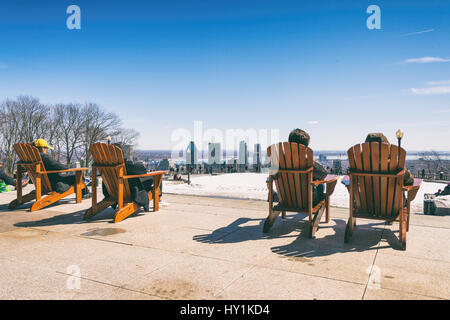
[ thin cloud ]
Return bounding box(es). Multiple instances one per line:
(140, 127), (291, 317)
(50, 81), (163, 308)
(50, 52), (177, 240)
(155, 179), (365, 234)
(405, 57), (450, 63)
(432, 109), (450, 114)
(397, 120), (450, 128)
(0, 63), (8, 69)
(426, 80), (450, 85)
(401, 29), (434, 37)
(307, 121), (319, 125)
(411, 86), (450, 95)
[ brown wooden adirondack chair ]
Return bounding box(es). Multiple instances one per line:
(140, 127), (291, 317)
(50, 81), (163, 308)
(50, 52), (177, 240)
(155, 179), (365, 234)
(265, 142), (339, 238)
(8, 143), (87, 211)
(346, 142), (422, 250)
(84, 142), (167, 223)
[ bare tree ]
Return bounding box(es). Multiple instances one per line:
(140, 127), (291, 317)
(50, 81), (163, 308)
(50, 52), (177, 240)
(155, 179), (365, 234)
(0, 100), (20, 174)
(0, 96), (49, 173)
(78, 102), (121, 166)
(419, 151), (449, 177)
(113, 128), (140, 146)
(0, 95), (141, 172)
(54, 103), (85, 166)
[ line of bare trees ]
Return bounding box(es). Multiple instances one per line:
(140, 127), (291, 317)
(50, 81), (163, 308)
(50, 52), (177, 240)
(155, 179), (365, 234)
(0, 95), (139, 174)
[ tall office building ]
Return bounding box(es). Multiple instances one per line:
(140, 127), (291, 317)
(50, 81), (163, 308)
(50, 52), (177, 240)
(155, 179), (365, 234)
(186, 141), (198, 168)
(253, 143), (261, 171)
(238, 140), (248, 171)
(208, 142), (221, 165)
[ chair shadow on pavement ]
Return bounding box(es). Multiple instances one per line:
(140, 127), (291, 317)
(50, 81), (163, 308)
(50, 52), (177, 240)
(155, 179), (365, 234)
(13, 206), (146, 228)
(193, 214), (404, 258)
(192, 216), (302, 244)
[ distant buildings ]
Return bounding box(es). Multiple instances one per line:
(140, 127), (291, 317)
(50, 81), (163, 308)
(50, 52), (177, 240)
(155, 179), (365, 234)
(157, 158), (175, 171)
(253, 143), (261, 172)
(238, 141), (248, 171)
(333, 159), (342, 174)
(122, 144), (133, 160)
(319, 154), (327, 162)
(186, 141), (198, 169)
(208, 142), (221, 165)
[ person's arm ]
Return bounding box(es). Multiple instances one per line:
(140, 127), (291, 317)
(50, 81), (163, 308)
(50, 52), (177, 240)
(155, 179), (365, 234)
(404, 169), (414, 186)
(41, 154), (68, 171)
(313, 161), (329, 181)
(125, 160), (147, 175)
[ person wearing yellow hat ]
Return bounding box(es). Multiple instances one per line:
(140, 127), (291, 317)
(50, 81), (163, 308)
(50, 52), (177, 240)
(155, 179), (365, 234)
(33, 139), (90, 197)
(34, 138), (54, 151)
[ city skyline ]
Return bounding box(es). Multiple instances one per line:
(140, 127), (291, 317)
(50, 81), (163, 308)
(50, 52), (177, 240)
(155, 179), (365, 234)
(0, 0), (449, 151)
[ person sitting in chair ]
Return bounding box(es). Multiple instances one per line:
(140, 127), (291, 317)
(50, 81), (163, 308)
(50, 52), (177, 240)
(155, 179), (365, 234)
(268, 128), (329, 206)
(101, 143), (163, 212)
(288, 128), (329, 205)
(364, 133), (414, 186)
(0, 167), (16, 187)
(33, 139), (90, 197)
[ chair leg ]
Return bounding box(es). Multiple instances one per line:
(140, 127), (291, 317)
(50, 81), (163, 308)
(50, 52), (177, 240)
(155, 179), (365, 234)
(406, 206), (411, 232)
(31, 187), (75, 211)
(263, 209), (280, 233)
(75, 171), (83, 203)
(84, 198), (116, 220)
(325, 197), (330, 223)
(400, 211), (407, 250)
(114, 202), (140, 223)
(344, 216), (354, 243)
(153, 187), (160, 212)
(309, 205), (326, 238)
(8, 190), (36, 210)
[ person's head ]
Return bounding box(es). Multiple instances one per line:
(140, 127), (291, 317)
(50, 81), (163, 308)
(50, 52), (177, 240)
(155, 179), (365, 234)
(33, 139), (53, 154)
(288, 129), (310, 147)
(365, 132), (390, 146)
(112, 142), (123, 150)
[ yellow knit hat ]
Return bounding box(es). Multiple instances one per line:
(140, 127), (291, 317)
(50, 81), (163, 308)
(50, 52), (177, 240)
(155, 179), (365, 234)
(34, 139), (53, 150)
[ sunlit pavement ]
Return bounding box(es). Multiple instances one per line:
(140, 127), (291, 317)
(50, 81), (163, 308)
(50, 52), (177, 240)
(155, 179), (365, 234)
(0, 185), (449, 300)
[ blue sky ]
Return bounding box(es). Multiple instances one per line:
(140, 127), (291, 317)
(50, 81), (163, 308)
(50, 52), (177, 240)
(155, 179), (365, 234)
(0, 0), (449, 151)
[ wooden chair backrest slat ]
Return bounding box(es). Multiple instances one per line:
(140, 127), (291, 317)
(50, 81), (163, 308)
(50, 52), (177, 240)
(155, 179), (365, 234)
(347, 142), (406, 218)
(90, 142), (132, 202)
(268, 142), (314, 210)
(13, 143), (52, 193)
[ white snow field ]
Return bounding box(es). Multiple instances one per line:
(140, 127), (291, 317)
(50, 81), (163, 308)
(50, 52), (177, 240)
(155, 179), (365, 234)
(164, 173), (448, 214)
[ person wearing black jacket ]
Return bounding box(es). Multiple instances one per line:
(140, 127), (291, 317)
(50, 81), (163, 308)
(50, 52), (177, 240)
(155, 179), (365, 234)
(101, 143), (163, 212)
(288, 128), (329, 205)
(33, 139), (90, 196)
(364, 132), (414, 186)
(0, 167), (16, 187)
(267, 129), (329, 206)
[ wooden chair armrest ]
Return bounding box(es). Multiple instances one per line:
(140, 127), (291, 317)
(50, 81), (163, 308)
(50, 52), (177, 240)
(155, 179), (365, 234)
(17, 161), (41, 166)
(44, 168), (88, 174)
(403, 179), (422, 202)
(348, 169), (406, 177)
(402, 178), (422, 191)
(311, 175), (340, 186)
(123, 171), (167, 179)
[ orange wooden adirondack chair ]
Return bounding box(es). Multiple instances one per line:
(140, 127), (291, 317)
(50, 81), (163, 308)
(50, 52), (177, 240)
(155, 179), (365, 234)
(84, 142), (167, 223)
(265, 142), (339, 238)
(8, 143), (87, 211)
(345, 142), (421, 250)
